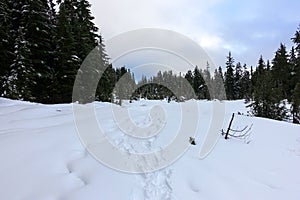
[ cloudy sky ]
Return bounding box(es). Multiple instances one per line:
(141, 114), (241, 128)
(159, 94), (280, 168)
(89, 0), (300, 70)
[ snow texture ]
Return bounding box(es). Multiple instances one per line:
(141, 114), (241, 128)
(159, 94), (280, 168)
(0, 98), (299, 200)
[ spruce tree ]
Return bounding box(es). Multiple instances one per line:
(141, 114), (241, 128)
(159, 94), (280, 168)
(252, 56), (287, 120)
(271, 43), (290, 100)
(55, 0), (103, 103)
(55, 0), (80, 103)
(291, 83), (300, 124)
(204, 63), (212, 99)
(7, 25), (34, 100)
(0, 0), (12, 96)
(291, 25), (300, 123)
(185, 70), (194, 87)
(291, 26), (300, 92)
(45, 0), (60, 103)
(184, 70), (195, 99)
(5, 1), (35, 100)
(3, 0), (56, 102)
(251, 57), (272, 118)
(292, 25), (300, 57)
(96, 64), (116, 102)
(224, 52), (235, 100)
(234, 62), (243, 99)
(212, 67), (225, 100)
(74, 0), (100, 61)
(26, 0), (56, 103)
(240, 64), (251, 101)
(193, 66), (206, 99)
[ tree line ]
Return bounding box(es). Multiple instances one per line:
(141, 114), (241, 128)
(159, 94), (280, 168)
(0, 1), (299, 123)
(117, 26), (300, 124)
(0, 0), (109, 103)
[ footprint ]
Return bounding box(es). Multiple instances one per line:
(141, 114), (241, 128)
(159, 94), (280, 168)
(188, 180), (200, 193)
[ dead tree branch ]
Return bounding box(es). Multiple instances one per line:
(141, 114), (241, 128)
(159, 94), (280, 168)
(221, 113), (252, 142)
(225, 113), (235, 140)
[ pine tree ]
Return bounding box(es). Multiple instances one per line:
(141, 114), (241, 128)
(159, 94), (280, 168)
(3, 0), (56, 102)
(185, 70), (194, 87)
(55, 0), (80, 103)
(184, 70), (195, 99)
(55, 0), (103, 103)
(251, 57), (272, 118)
(193, 66), (206, 99)
(73, 0), (100, 61)
(288, 47), (298, 102)
(252, 56), (287, 120)
(292, 25), (300, 57)
(291, 25), (300, 123)
(114, 67), (130, 104)
(291, 83), (300, 124)
(240, 64), (251, 101)
(5, 1), (35, 100)
(0, 0), (12, 96)
(212, 67), (225, 100)
(234, 62), (243, 99)
(271, 43), (290, 100)
(6, 25), (34, 100)
(224, 52), (235, 100)
(45, 0), (60, 103)
(202, 63), (211, 100)
(74, 39), (109, 104)
(291, 25), (300, 92)
(26, 0), (57, 103)
(96, 64), (115, 102)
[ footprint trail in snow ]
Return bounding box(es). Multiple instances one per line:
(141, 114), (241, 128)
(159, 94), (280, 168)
(106, 104), (175, 200)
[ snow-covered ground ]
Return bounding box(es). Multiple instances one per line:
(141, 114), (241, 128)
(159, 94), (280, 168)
(0, 98), (300, 200)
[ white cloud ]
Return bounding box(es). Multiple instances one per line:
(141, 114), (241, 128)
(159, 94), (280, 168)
(198, 35), (223, 49)
(88, 0), (300, 68)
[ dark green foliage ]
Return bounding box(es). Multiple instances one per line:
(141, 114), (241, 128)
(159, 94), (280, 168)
(234, 62), (243, 99)
(193, 66), (208, 99)
(271, 43), (291, 100)
(54, 0), (104, 103)
(5, 0), (40, 100)
(240, 64), (251, 101)
(202, 64), (212, 100)
(251, 56), (288, 120)
(291, 26), (300, 96)
(0, 0), (12, 96)
(55, 0), (81, 103)
(96, 64), (116, 102)
(211, 67), (226, 100)
(6, 25), (34, 100)
(185, 70), (194, 86)
(289, 47), (298, 85)
(290, 26), (300, 123)
(291, 83), (300, 124)
(224, 52), (235, 100)
(73, 0), (100, 61)
(26, 0), (56, 103)
(251, 57), (273, 118)
(0, 0), (105, 103)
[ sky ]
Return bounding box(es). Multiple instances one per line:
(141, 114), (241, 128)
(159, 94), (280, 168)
(88, 0), (300, 74)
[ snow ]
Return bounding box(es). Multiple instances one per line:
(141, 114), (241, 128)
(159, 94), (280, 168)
(0, 98), (299, 200)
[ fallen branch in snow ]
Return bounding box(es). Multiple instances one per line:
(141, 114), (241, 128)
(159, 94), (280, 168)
(223, 113), (235, 140)
(221, 113), (252, 142)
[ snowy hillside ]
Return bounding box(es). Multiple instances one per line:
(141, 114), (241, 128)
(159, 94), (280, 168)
(0, 98), (300, 200)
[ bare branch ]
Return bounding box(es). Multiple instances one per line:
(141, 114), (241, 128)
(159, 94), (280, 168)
(221, 113), (253, 143)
